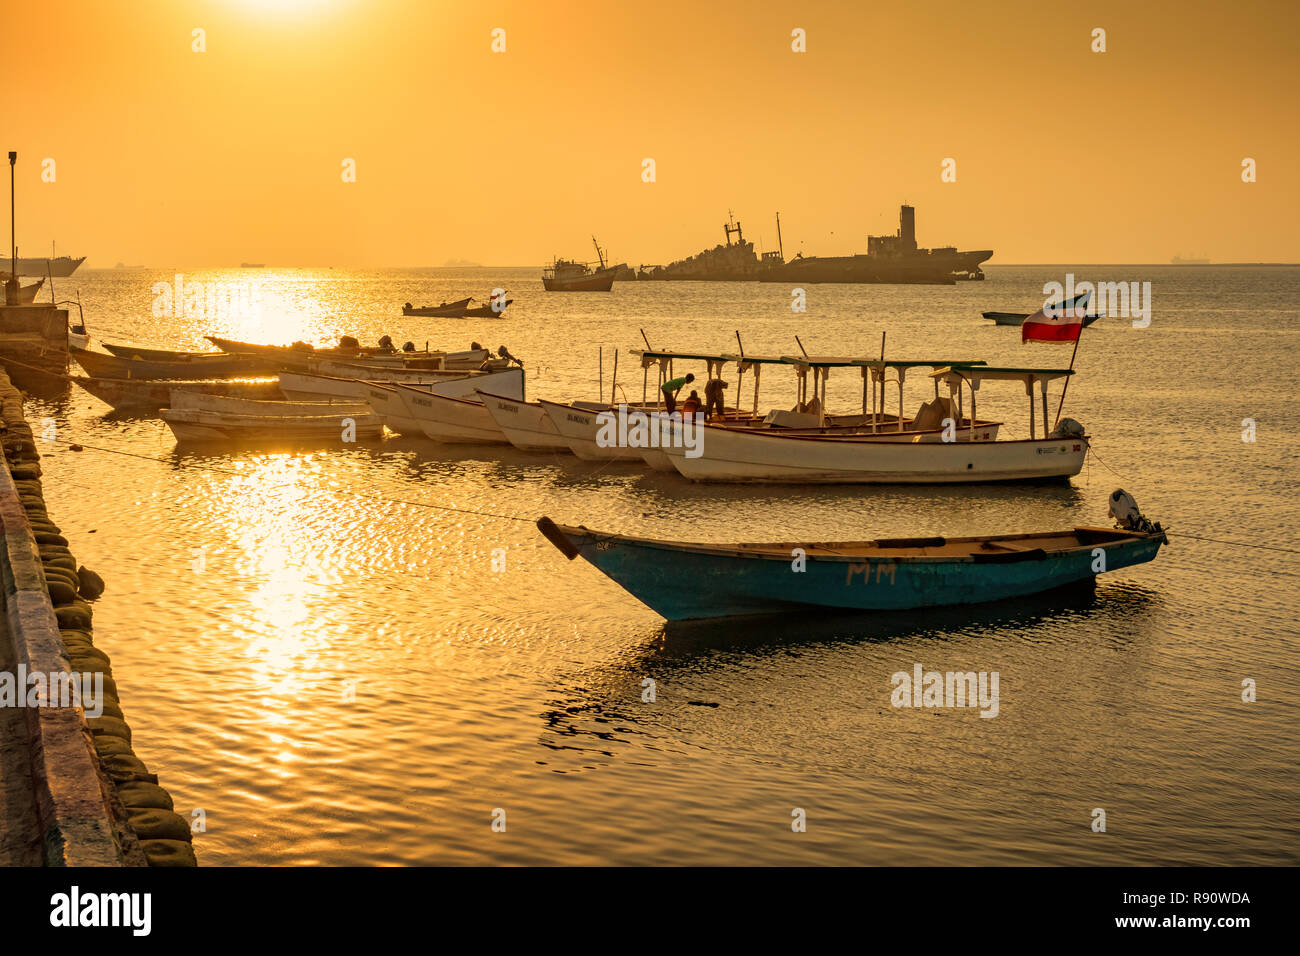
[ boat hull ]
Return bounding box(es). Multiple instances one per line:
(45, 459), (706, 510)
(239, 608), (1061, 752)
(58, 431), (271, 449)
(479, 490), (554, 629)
(537, 399), (644, 461)
(542, 522), (1165, 621)
(72, 376), (284, 412)
(657, 420), (1088, 484)
(403, 299), (512, 318)
(477, 391), (570, 451)
(391, 388), (508, 444)
(168, 391), (371, 417)
(542, 273), (615, 292)
(278, 366), (524, 403)
(6, 278), (43, 304)
(72, 346), (272, 380)
(103, 342), (222, 361)
(1, 256), (84, 277)
(160, 409), (384, 443)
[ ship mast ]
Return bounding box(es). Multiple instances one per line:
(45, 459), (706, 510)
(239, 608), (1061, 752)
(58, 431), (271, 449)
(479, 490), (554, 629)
(724, 210), (743, 247)
(775, 212), (784, 261)
(591, 236), (607, 269)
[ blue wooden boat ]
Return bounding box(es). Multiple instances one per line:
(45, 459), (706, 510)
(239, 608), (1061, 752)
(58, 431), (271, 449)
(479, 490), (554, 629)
(537, 495), (1165, 621)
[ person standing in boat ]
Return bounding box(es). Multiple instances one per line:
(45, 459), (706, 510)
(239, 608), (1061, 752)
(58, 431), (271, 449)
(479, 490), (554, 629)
(661, 372), (695, 414)
(704, 377), (728, 420)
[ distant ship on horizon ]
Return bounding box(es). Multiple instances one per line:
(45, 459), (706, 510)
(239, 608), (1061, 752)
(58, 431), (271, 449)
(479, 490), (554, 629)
(542, 238), (618, 291)
(1171, 255), (1211, 265)
(762, 205), (991, 285)
(639, 206), (991, 284)
(638, 213), (784, 281)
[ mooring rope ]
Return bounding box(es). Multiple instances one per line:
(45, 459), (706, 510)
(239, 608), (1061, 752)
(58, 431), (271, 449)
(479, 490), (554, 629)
(24, 434), (1298, 557)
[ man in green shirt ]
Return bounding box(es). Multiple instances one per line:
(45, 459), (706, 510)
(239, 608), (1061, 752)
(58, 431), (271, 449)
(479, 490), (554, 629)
(660, 372), (695, 414)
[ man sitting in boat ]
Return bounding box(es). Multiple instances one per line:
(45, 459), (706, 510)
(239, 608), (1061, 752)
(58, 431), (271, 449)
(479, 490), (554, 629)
(681, 390), (702, 421)
(661, 373), (695, 414)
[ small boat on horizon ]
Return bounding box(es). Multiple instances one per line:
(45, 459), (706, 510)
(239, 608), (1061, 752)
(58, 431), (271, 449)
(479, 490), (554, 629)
(536, 491), (1166, 621)
(402, 292), (513, 318)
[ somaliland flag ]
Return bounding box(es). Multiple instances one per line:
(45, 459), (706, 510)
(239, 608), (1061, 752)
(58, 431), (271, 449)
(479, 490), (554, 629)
(1022, 290), (1092, 343)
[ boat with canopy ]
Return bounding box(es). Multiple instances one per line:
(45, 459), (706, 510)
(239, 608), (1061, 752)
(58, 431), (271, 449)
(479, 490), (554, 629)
(655, 364), (1087, 484)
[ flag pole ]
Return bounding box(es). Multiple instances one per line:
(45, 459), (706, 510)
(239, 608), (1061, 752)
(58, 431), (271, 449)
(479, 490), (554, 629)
(1052, 324), (1083, 427)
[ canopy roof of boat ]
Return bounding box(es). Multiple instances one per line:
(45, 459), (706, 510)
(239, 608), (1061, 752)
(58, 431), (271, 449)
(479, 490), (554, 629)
(931, 365), (1075, 385)
(629, 348), (737, 363)
(779, 355), (873, 367)
(856, 358), (988, 370)
(776, 356), (990, 369)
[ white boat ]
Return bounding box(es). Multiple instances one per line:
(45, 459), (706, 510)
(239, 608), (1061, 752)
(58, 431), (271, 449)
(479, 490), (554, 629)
(355, 382), (427, 434)
(278, 366), (525, 403)
(654, 366), (1088, 484)
(476, 391), (570, 451)
(159, 408), (384, 443)
(389, 387), (509, 444)
(168, 390), (371, 417)
(537, 398), (652, 461)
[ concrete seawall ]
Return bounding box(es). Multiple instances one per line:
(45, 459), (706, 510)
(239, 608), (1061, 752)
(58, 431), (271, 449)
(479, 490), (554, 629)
(0, 369), (196, 866)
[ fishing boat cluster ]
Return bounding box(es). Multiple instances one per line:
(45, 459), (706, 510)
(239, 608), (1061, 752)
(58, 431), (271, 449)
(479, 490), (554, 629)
(63, 330), (1167, 620)
(68, 334), (1088, 484)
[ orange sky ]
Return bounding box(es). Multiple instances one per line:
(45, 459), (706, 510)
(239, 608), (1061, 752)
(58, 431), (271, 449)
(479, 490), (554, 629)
(5, 0), (1297, 267)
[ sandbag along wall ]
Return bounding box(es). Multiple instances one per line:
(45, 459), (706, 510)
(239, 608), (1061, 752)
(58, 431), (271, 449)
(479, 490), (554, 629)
(0, 369), (196, 866)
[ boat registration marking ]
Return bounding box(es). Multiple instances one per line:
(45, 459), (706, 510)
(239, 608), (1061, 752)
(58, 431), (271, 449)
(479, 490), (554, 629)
(846, 563), (897, 585)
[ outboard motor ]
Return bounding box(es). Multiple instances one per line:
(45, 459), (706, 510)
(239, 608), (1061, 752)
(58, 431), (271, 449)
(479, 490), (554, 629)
(402, 341), (416, 352)
(497, 345), (522, 367)
(470, 341), (483, 351)
(1109, 489), (1163, 534)
(378, 334), (394, 351)
(1051, 417), (1086, 439)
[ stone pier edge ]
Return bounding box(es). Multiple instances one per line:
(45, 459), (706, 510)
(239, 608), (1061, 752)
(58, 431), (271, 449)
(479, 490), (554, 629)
(0, 369), (196, 866)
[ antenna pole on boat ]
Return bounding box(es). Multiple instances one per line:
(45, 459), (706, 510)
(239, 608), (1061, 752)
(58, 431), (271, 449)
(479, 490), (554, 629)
(734, 330), (744, 358)
(640, 328), (651, 350)
(7, 151), (15, 281)
(775, 212), (783, 262)
(599, 346), (604, 402)
(610, 349), (619, 406)
(795, 335), (808, 357)
(1053, 327), (1084, 428)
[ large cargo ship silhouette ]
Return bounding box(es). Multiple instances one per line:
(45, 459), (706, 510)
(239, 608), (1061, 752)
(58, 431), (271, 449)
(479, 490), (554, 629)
(639, 206), (990, 284)
(761, 205), (991, 284)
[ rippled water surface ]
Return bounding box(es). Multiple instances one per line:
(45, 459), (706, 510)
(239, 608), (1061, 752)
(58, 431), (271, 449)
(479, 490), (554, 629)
(21, 265), (1300, 864)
